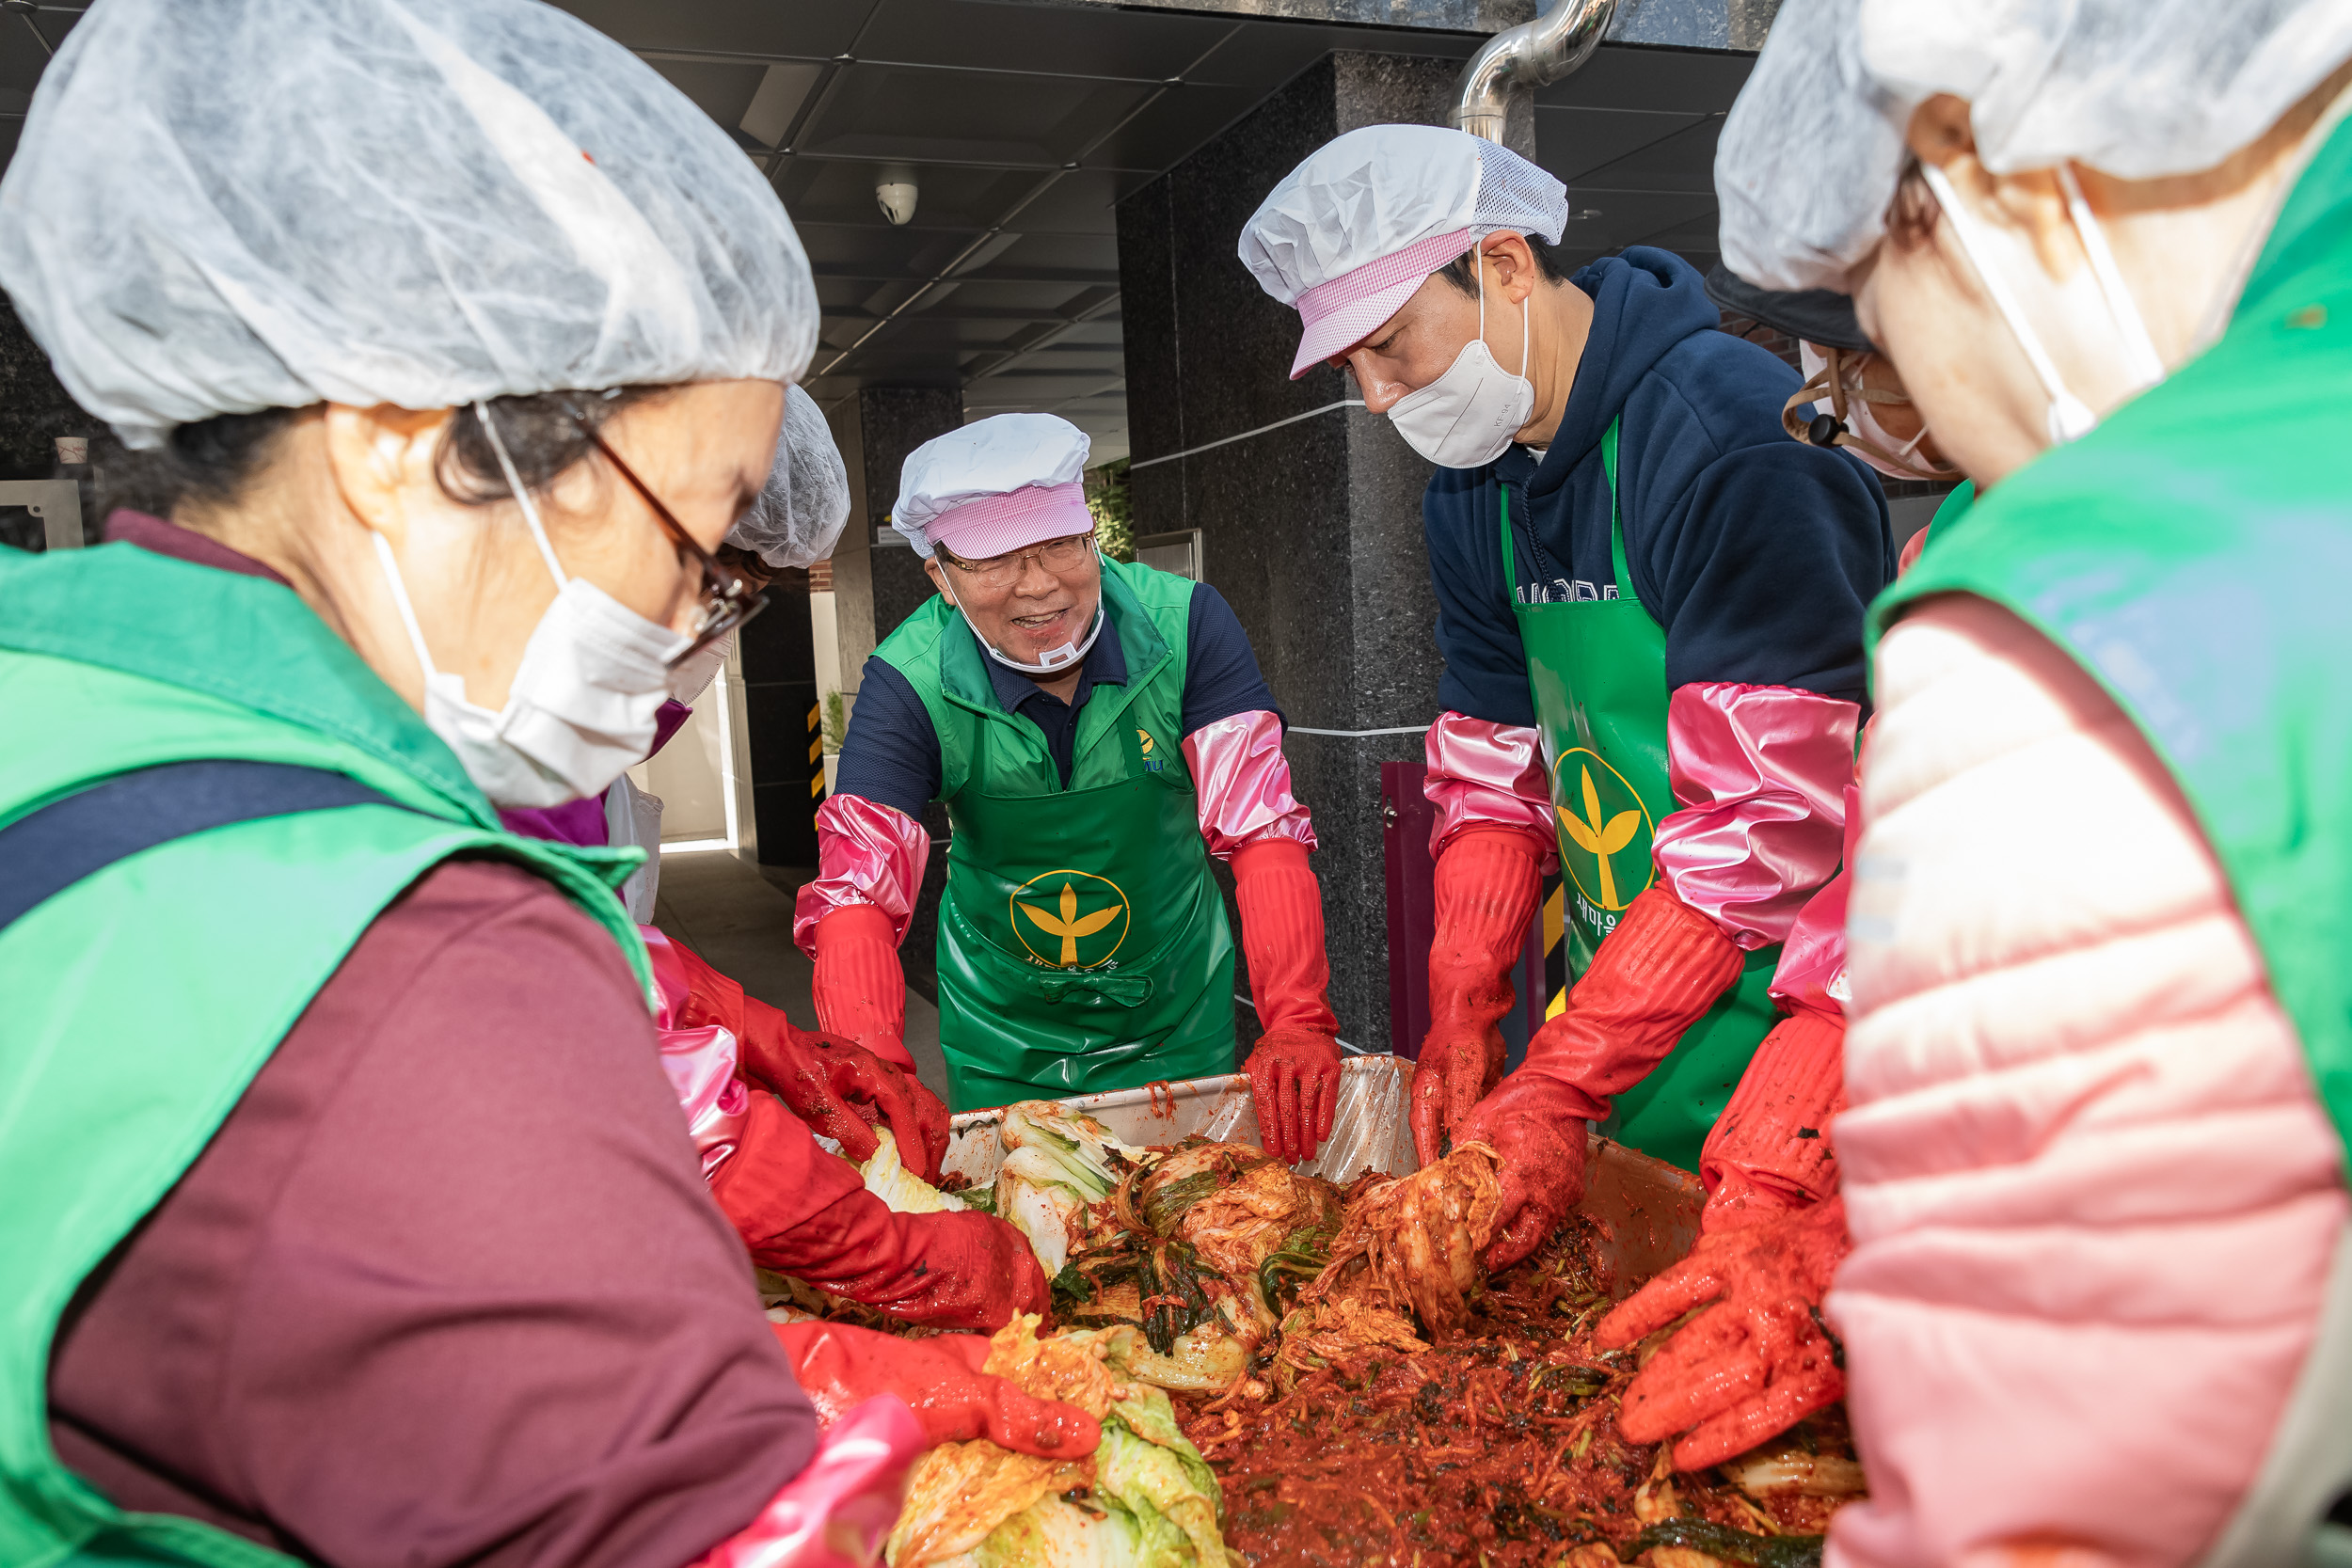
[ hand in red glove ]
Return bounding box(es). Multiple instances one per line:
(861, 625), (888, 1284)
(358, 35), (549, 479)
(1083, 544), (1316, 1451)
(661, 930), (950, 1184)
(811, 903), (916, 1072)
(1594, 1195), (1851, 1470)
(771, 1321), (1102, 1459)
(749, 1017), (950, 1187)
(1246, 1026), (1341, 1165)
(1698, 1008), (1846, 1234)
(712, 1093), (1046, 1330)
(1232, 839), (1343, 1164)
(1411, 830), (1544, 1167)
(1463, 884), (1745, 1267)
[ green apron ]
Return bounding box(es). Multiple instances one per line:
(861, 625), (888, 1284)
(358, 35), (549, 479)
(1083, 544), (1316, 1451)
(0, 543), (649, 1568)
(873, 558), (1235, 1110)
(1504, 420), (1780, 1172)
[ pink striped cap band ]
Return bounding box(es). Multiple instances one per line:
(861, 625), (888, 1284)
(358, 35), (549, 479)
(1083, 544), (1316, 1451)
(925, 480), (1093, 561)
(1289, 228), (1479, 379)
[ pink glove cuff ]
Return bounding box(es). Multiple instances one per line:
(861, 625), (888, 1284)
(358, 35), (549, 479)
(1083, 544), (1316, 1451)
(794, 794), (930, 956)
(1423, 712), (1558, 863)
(642, 927), (752, 1180)
(1654, 683), (1855, 952)
(1183, 710), (1317, 859)
(686, 1396), (924, 1568)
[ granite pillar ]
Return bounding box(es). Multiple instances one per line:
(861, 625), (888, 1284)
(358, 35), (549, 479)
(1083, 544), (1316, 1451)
(859, 386), (963, 641)
(739, 569), (821, 868)
(1117, 53), (1458, 1059)
(847, 386), (963, 1002)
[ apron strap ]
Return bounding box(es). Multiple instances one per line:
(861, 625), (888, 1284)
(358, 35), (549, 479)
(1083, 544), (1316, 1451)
(1600, 417), (1640, 610)
(1499, 418), (1632, 608)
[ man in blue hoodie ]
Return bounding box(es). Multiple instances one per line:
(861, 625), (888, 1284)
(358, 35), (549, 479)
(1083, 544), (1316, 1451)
(1241, 126), (1892, 1263)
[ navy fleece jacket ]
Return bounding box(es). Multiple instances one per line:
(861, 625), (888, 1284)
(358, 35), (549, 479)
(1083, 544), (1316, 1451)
(1426, 247), (1895, 724)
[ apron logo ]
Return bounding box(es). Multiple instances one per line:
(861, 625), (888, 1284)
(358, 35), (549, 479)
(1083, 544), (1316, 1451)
(1552, 749), (1654, 913)
(1011, 870), (1133, 969)
(1137, 728), (1165, 772)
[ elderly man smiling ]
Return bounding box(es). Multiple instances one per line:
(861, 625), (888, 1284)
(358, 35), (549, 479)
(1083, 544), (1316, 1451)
(800, 413), (1344, 1160)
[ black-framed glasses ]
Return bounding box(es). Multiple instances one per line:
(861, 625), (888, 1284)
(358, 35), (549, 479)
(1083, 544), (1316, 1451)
(569, 416), (767, 668)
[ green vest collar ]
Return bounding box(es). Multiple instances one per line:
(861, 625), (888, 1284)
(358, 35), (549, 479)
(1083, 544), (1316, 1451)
(936, 564), (1174, 723)
(0, 542), (495, 827)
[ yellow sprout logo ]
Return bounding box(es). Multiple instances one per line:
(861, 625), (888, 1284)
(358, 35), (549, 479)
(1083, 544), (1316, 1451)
(1553, 749), (1654, 912)
(1137, 728), (1155, 755)
(1010, 870), (1132, 969)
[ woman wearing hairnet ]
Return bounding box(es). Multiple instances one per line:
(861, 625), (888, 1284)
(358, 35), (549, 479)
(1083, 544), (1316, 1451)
(1680, 0), (2352, 1562)
(0, 3), (1097, 1564)
(803, 411), (1346, 1156)
(1237, 127), (1895, 1261)
(504, 390), (1044, 1333)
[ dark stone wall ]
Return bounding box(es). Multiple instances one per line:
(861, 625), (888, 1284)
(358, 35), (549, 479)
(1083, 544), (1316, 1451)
(0, 292), (93, 477)
(858, 386), (963, 641)
(739, 570), (821, 868)
(1117, 51), (1458, 1059)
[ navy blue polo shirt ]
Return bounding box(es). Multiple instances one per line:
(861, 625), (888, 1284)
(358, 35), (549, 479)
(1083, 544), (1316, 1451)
(836, 581), (1279, 818)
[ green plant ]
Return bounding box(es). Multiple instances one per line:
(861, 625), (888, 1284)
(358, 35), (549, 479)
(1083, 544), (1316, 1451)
(1086, 458), (1135, 562)
(821, 689), (848, 754)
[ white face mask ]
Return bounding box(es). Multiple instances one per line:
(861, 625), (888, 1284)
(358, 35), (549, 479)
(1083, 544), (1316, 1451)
(373, 403), (690, 809)
(1918, 161), (2165, 449)
(950, 596), (1106, 677)
(1388, 254), (1535, 469)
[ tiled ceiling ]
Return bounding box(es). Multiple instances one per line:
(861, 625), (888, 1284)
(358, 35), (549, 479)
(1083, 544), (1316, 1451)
(0, 3), (1753, 465)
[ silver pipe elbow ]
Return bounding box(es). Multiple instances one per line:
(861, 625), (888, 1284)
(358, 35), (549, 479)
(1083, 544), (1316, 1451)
(1451, 0), (1619, 145)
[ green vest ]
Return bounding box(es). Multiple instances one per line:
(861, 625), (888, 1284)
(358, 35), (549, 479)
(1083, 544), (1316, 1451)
(1875, 117), (2352, 1163)
(1873, 117), (2352, 1568)
(872, 558), (1236, 1110)
(0, 543), (650, 1568)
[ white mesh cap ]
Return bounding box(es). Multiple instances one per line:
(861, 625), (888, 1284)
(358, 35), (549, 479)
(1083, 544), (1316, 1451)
(1239, 124), (1568, 377)
(1718, 0), (2352, 292)
(729, 387), (850, 570)
(892, 413), (1091, 562)
(0, 0), (818, 449)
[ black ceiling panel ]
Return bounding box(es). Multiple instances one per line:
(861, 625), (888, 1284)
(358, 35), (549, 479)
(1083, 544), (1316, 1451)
(1535, 42), (1754, 114)
(1564, 113), (1724, 197)
(551, 0), (872, 59)
(797, 62), (1158, 167)
(860, 0), (1240, 80)
(1536, 106), (1710, 184)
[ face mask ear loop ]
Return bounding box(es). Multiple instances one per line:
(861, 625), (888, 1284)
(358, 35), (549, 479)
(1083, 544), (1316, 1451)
(1919, 160), (2097, 443)
(2056, 162), (2168, 390)
(473, 401), (569, 588)
(370, 529), (443, 682)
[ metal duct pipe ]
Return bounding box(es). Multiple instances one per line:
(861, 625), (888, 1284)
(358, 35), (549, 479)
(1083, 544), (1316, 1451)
(1451, 0), (1619, 145)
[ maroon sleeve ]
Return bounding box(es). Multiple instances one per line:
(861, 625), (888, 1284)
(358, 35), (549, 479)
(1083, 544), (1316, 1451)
(48, 859), (818, 1568)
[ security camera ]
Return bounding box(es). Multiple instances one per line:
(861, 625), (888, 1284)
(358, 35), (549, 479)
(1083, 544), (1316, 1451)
(876, 165), (918, 226)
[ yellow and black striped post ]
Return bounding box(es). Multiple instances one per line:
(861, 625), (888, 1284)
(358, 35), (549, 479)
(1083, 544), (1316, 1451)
(1540, 868), (1570, 1020)
(807, 700), (826, 825)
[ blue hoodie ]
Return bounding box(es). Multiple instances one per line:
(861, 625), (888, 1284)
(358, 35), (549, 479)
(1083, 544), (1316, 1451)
(1425, 247), (1895, 725)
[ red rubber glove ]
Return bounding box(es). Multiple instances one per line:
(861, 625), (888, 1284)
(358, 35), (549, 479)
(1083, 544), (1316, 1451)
(771, 1321), (1102, 1460)
(1457, 884), (1746, 1269)
(811, 904), (915, 1072)
(1232, 838), (1343, 1164)
(1698, 1008), (1846, 1234)
(712, 1093), (1046, 1330)
(666, 930), (949, 1185)
(1594, 1195), (1851, 1470)
(1411, 829), (1544, 1167)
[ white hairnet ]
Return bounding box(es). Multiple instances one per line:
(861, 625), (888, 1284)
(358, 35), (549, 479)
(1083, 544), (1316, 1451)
(893, 412), (1090, 560)
(728, 386), (850, 570)
(0, 0), (818, 449)
(1241, 125), (1568, 377)
(1717, 0), (2352, 292)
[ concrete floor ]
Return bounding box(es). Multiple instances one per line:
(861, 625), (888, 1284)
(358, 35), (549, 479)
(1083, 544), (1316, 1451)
(650, 848), (951, 1104)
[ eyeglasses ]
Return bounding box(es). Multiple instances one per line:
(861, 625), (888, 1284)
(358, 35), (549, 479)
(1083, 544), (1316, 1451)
(567, 412), (767, 669)
(938, 531), (1098, 591)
